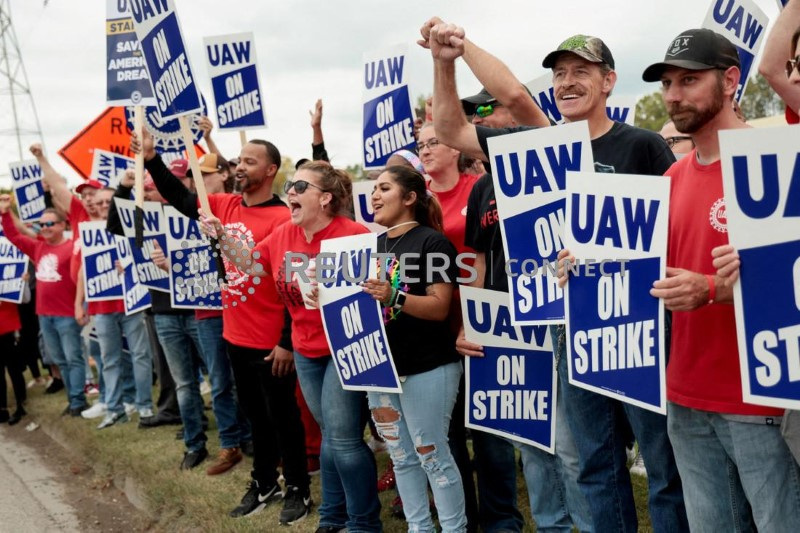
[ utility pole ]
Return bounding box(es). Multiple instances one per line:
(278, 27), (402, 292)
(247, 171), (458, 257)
(0, 0), (44, 187)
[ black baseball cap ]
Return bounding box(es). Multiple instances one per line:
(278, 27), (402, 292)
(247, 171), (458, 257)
(460, 85), (535, 116)
(542, 35), (615, 70)
(642, 28), (740, 82)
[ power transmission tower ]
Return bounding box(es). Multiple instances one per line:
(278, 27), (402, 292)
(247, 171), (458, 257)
(0, 0), (43, 187)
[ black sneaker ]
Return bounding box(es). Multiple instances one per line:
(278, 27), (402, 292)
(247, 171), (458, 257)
(180, 447), (208, 470)
(70, 403), (91, 417)
(314, 527), (347, 533)
(229, 480), (282, 518)
(45, 378), (64, 394)
(240, 440), (255, 458)
(280, 485), (312, 525)
(8, 407), (27, 426)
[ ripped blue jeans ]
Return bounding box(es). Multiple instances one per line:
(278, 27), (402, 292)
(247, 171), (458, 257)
(368, 361), (466, 533)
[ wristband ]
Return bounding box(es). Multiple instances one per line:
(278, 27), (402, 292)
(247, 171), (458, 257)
(383, 286), (397, 308)
(705, 274), (716, 304)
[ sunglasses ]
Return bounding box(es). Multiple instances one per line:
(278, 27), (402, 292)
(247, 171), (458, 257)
(283, 179), (326, 194)
(787, 56), (800, 78)
(417, 138), (441, 151)
(40, 221), (60, 228)
(665, 135), (693, 148)
(475, 103), (502, 118)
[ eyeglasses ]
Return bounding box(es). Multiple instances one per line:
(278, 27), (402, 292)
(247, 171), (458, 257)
(95, 199), (112, 206)
(417, 138), (441, 151)
(475, 103), (501, 118)
(786, 56), (800, 78)
(283, 179), (326, 194)
(665, 135), (693, 148)
(40, 221), (60, 228)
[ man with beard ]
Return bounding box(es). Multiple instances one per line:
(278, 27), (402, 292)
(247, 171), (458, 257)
(421, 19), (687, 532)
(644, 29), (800, 531)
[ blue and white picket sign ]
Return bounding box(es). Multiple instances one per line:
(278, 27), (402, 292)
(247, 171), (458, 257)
(460, 286), (557, 452)
(362, 44), (416, 170)
(127, 0), (202, 119)
(702, 0), (769, 102)
(113, 197), (170, 292)
(564, 171), (670, 414)
(720, 126), (800, 410)
(527, 74), (564, 125)
(10, 160), (45, 223)
(487, 121), (594, 325)
(204, 32), (266, 131)
(0, 238), (28, 304)
(91, 149), (135, 189)
(125, 95), (208, 159)
(606, 95), (637, 126)
(115, 237), (151, 315)
(352, 180), (385, 233)
(318, 233), (400, 392)
(80, 221), (123, 302)
(164, 206), (222, 310)
(106, 0), (156, 106)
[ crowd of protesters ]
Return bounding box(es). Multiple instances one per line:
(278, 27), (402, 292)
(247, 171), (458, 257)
(2, 3), (800, 532)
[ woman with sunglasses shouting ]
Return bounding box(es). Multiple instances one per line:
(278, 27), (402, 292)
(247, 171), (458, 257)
(362, 165), (467, 533)
(201, 161), (382, 533)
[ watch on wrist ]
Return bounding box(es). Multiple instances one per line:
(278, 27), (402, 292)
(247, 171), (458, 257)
(392, 290), (407, 310)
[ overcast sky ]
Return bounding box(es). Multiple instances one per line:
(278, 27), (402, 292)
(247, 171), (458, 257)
(0, 0), (783, 188)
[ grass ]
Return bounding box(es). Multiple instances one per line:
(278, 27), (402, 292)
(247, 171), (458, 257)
(19, 377), (652, 532)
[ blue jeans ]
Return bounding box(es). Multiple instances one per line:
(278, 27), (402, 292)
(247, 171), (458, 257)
(369, 361), (466, 533)
(154, 314), (206, 452)
(195, 317), (244, 449)
(518, 376), (592, 532)
(551, 325), (687, 532)
(294, 353), (381, 532)
(39, 315), (86, 409)
(95, 312), (153, 415)
(668, 402), (800, 532)
(472, 431), (523, 532)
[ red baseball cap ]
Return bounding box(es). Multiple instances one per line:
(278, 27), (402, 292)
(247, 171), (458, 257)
(75, 179), (103, 194)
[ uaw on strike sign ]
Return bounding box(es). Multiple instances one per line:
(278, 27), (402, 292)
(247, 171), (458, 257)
(721, 126), (800, 410)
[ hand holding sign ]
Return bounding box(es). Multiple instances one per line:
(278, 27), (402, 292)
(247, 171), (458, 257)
(712, 244), (741, 286)
(150, 240), (169, 272)
(129, 129), (157, 162)
(556, 248), (575, 288)
(650, 267), (711, 311)
(456, 325), (484, 357)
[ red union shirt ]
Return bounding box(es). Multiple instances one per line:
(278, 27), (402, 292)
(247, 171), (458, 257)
(255, 216), (370, 357)
(208, 193), (290, 350)
(665, 153), (781, 417)
(427, 173), (479, 258)
(0, 302), (21, 336)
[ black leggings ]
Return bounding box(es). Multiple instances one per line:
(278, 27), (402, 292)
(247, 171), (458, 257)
(0, 333), (26, 410)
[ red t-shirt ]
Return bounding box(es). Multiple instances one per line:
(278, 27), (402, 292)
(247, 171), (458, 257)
(195, 309), (223, 320)
(787, 106), (799, 125)
(68, 196), (89, 234)
(665, 153), (782, 416)
(427, 173), (479, 257)
(0, 302), (21, 336)
(2, 212), (76, 317)
(256, 216), (370, 357)
(208, 193), (290, 349)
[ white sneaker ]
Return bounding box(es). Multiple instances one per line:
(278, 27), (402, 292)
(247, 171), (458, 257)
(81, 402), (107, 419)
(124, 403), (137, 416)
(138, 407), (154, 418)
(367, 436), (387, 454)
(199, 380), (211, 395)
(630, 452), (647, 477)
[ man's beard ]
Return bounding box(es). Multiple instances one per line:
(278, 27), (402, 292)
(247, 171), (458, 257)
(668, 78), (724, 134)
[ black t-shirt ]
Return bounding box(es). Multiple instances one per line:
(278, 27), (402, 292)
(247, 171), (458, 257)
(378, 225), (460, 376)
(469, 122), (675, 291)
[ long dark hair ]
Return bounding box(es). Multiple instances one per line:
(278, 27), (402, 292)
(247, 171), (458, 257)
(382, 165), (443, 232)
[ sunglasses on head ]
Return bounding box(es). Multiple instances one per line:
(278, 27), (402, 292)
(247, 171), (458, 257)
(283, 179), (326, 194)
(40, 221), (60, 228)
(665, 135), (693, 148)
(787, 56), (800, 78)
(475, 103), (501, 118)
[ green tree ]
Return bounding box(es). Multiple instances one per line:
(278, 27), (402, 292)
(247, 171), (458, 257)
(272, 156), (294, 195)
(415, 93), (430, 121)
(740, 73), (784, 120)
(345, 163), (366, 181)
(635, 91), (668, 132)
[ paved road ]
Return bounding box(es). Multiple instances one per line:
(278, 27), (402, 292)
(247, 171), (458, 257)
(0, 427), (81, 532)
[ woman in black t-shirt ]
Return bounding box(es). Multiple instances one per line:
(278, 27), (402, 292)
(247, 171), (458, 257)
(361, 166), (466, 532)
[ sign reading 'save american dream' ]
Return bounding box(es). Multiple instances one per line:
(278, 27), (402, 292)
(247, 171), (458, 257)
(204, 32), (266, 131)
(164, 206), (222, 310)
(80, 221), (123, 302)
(564, 171), (669, 414)
(106, 0), (156, 106)
(318, 233), (400, 392)
(10, 160), (45, 224)
(720, 126), (800, 410)
(487, 121), (594, 325)
(362, 44), (416, 169)
(0, 238), (28, 304)
(113, 198), (170, 292)
(116, 237), (151, 315)
(702, 0), (768, 102)
(460, 286), (556, 452)
(127, 0), (202, 119)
